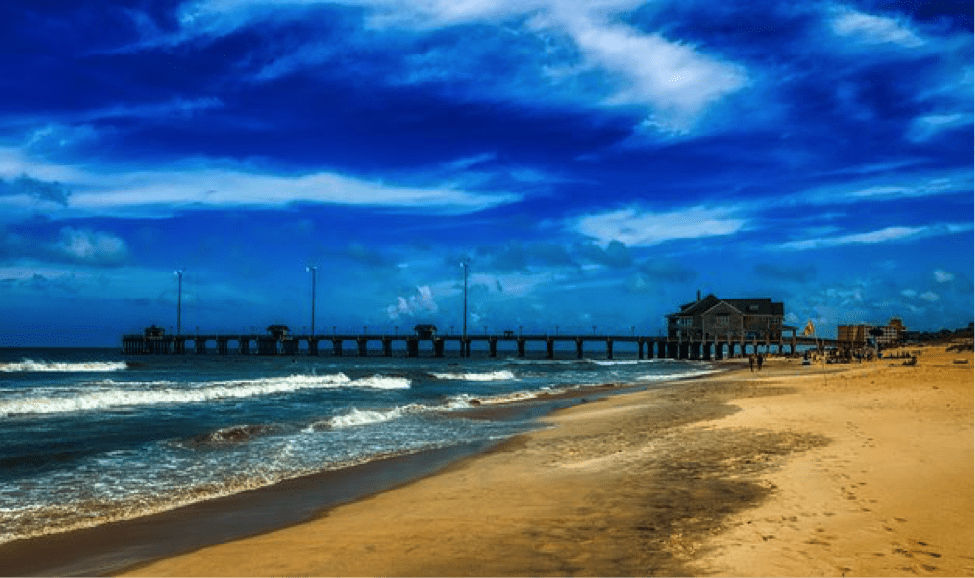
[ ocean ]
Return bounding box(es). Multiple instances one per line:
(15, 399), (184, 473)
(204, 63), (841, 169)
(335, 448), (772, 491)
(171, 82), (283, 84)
(0, 346), (715, 547)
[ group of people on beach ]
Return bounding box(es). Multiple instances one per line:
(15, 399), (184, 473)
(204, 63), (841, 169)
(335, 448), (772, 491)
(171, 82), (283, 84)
(749, 353), (764, 372)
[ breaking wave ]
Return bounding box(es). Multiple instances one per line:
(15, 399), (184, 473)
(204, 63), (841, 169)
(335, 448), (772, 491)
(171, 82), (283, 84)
(326, 406), (414, 429)
(429, 370), (516, 382)
(0, 360), (128, 373)
(0, 373), (409, 417)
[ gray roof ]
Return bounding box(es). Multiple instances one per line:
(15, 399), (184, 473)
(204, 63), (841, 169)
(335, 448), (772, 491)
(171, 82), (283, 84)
(668, 294), (783, 317)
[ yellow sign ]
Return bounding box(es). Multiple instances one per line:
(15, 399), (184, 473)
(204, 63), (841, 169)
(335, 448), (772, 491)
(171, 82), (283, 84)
(803, 320), (815, 336)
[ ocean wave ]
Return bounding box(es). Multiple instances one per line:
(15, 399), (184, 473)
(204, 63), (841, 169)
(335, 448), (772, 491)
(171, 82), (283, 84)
(447, 387), (563, 407)
(0, 373), (409, 417)
(326, 406), (411, 429)
(0, 359), (128, 373)
(429, 369), (516, 382)
(180, 424), (281, 447)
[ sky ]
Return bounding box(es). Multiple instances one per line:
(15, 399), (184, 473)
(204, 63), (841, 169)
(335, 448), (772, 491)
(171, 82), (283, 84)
(0, 0), (972, 346)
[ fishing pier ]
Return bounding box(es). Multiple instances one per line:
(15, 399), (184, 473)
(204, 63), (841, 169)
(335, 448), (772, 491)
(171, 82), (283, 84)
(122, 328), (830, 360)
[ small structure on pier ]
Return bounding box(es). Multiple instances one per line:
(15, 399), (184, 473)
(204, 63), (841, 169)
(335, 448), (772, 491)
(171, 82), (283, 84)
(413, 324), (437, 338)
(144, 325), (166, 338)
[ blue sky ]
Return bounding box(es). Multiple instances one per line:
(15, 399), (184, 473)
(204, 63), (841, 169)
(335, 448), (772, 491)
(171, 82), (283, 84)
(0, 0), (972, 346)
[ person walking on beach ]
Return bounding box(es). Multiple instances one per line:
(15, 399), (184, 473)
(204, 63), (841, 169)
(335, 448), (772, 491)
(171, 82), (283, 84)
(749, 355), (755, 372)
(757, 353), (764, 371)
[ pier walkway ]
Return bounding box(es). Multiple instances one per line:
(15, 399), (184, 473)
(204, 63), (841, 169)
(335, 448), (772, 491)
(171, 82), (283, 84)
(122, 332), (834, 361)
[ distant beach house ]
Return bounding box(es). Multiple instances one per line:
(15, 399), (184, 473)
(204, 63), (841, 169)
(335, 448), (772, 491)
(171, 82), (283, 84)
(838, 317), (906, 346)
(666, 293), (785, 342)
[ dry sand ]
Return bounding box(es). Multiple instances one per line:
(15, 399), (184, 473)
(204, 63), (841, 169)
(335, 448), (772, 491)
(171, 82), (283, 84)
(121, 345), (973, 577)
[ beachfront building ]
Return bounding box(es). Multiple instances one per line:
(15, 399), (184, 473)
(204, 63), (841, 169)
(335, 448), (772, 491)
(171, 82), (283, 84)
(666, 293), (786, 345)
(838, 317), (906, 347)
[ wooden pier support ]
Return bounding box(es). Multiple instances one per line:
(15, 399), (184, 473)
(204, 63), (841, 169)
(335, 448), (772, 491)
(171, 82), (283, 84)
(357, 338), (368, 357)
(606, 339), (614, 360)
(434, 339), (445, 358)
(332, 339), (343, 356)
(382, 338), (392, 357)
(308, 339), (318, 356)
(489, 338), (498, 358)
(517, 338), (526, 358)
(407, 338), (419, 358)
(282, 339), (298, 356)
(576, 338), (584, 359)
(258, 337), (277, 355)
(546, 339), (555, 359)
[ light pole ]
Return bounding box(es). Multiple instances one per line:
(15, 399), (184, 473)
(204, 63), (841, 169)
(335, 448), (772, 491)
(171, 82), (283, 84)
(460, 259), (470, 357)
(306, 266), (317, 336)
(174, 269), (184, 335)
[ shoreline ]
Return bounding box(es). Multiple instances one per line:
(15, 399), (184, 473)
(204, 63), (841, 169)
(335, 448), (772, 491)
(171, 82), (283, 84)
(0, 377), (688, 577)
(5, 348), (971, 576)
(118, 346), (972, 576)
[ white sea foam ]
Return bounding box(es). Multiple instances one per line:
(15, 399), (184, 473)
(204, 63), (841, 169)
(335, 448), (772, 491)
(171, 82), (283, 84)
(587, 359), (657, 366)
(447, 386), (565, 407)
(430, 369), (516, 381)
(327, 406), (408, 428)
(637, 368), (718, 381)
(350, 375), (411, 389)
(0, 359), (128, 372)
(0, 373), (409, 417)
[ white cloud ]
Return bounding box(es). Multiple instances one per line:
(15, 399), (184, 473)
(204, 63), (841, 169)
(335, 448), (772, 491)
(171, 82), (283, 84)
(385, 285), (438, 319)
(571, 205), (747, 247)
(906, 112), (973, 142)
(159, 0), (748, 135)
(778, 223), (973, 251)
(900, 289), (917, 298)
(828, 6), (924, 48)
(919, 291), (939, 302)
(0, 148), (521, 217)
(796, 170), (973, 206)
(933, 270), (954, 283)
(56, 227), (128, 264)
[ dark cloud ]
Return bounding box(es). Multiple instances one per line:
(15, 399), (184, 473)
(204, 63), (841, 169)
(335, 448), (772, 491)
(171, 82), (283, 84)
(0, 174), (70, 205)
(754, 263), (818, 284)
(636, 260), (699, 284)
(576, 241), (633, 269)
(474, 242), (575, 272)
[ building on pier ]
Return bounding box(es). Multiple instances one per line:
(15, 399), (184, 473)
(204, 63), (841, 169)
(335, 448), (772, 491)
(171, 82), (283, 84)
(667, 293), (785, 343)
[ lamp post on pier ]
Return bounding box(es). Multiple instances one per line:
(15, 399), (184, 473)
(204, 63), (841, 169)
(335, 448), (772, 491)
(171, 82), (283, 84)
(174, 269), (184, 335)
(306, 266), (317, 336)
(460, 259), (470, 358)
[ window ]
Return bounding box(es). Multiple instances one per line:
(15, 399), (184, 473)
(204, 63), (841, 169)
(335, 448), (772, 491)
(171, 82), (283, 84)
(715, 315), (729, 327)
(676, 317), (692, 327)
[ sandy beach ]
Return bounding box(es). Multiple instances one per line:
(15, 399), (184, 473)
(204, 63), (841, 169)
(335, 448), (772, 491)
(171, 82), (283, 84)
(116, 344), (973, 576)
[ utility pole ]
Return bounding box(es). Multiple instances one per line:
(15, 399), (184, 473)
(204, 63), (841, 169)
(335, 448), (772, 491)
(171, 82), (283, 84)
(460, 259), (470, 358)
(306, 266), (317, 336)
(174, 269), (184, 335)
